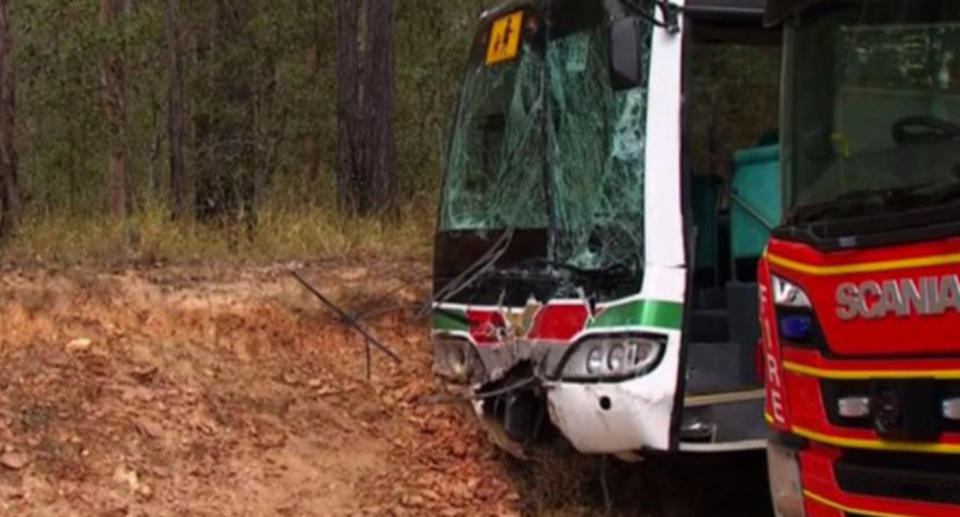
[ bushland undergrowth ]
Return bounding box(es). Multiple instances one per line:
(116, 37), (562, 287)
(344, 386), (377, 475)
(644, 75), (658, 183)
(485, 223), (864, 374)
(0, 202), (434, 265)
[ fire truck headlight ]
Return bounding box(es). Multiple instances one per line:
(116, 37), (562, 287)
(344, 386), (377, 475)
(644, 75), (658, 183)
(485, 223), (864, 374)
(838, 396), (871, 418)
(559, 335), (665, 381)
(772, 276), (820, 344)
(944, 398), (960, 421)
(772, 276), (812, 308)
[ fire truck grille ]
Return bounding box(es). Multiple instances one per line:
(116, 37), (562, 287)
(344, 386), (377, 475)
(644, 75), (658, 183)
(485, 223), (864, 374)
(835, 453), (960, 506)
(821, 379), (960, 436)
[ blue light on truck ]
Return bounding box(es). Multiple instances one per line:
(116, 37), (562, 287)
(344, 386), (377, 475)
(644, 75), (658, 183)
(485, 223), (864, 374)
(780, 315), (813, 341)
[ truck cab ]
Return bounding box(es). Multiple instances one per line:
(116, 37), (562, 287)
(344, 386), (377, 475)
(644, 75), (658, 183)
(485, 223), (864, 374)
(431, 0), (782, 457)
(762, 1), (960, 516)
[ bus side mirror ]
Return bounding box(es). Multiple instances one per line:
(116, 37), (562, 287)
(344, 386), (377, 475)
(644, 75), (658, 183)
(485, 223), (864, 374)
(608, 18), (643, 91)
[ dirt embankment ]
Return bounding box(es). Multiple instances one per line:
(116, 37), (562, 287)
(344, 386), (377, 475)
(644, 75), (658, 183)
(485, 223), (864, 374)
(0, 263), (523, 517)
(0, 263), (775, 517)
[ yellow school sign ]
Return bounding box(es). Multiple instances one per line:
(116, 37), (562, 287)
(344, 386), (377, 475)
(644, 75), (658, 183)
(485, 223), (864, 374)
(486, 11), (524, 66)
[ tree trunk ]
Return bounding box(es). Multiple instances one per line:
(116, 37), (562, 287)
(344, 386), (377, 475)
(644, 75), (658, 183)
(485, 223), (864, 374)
(335, 0), (397, 217)
(193, 0), (257, 242)
(335, 0), (361, 215)
(300, 0), (322, 206)
(364, 0), (397, 216)
(165, 0), (186, 220)
(100, 0), (129, 219)
(192, 3), (215, 223)
(0, 0), (20, 238)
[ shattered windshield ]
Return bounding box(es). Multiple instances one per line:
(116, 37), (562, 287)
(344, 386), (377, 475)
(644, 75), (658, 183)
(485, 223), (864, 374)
(786, 0), (960, 221)
(441, 1), (651, 273)
(441, 7), (548, 231)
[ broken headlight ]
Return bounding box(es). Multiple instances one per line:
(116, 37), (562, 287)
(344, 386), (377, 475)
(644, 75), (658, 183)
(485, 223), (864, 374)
(559, 335), (665, 381)
(433, 337), (485, 384)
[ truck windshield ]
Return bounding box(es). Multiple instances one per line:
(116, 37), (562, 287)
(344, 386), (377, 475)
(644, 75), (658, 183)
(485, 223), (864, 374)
(440, 0), (651, 273)
(786, 0), (960, 223)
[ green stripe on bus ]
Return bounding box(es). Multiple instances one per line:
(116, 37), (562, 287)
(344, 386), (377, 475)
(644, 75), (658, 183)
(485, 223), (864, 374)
(432, 309), (469, 332)
(589, 299), (683, 330)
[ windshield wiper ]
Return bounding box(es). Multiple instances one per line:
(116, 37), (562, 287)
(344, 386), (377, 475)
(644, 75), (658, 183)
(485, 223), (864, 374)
(914, 181), (960, 206)
(497, 257), (638, 282)
(418, 228), (516, 322)
(792, 184), (926, 224)
(792, 180), (960, 224)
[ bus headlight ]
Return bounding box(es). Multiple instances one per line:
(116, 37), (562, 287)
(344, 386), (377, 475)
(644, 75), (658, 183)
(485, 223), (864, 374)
(559, 335), (665, 380)
(433, 337), (484, 384)
(586, 347), (605, 374)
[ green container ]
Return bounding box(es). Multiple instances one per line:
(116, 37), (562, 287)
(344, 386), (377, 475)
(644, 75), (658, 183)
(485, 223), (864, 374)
(731, 145), (781, 260)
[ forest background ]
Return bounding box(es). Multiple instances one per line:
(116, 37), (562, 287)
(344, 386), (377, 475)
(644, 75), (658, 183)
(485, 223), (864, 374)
(0, 0), (773, 264)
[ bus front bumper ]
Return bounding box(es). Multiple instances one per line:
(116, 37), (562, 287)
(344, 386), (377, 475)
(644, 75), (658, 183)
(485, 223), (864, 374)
(545, 377), (675, 453)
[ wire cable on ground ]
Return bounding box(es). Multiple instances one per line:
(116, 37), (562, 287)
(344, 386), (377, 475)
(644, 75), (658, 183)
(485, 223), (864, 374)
(292, 271), (401, 365)
(415, 228), (516, 321)
(601, 454), (614, 516)
(423, 376), (539, 405)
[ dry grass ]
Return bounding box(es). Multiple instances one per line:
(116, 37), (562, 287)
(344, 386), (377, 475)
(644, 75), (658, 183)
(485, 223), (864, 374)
(510, 442), (775, 517)
(505, 442), (606, 517)
(0, 203), (434, 265)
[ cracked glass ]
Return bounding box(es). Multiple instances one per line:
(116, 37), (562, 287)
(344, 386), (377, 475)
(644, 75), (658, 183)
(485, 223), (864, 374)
(441, 3), (652, 275)
(547, 26), (649, 271)
(441, 27), (548, 230)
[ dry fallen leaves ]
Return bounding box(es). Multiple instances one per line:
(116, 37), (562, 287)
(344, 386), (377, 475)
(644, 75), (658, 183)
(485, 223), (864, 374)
(66, 337), (93, 352)
(0, 265), (529, 517)
(0, 451), (30, 470)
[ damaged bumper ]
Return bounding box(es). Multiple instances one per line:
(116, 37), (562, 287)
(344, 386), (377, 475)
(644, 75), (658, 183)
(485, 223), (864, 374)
(436, 331), (682, 455)
(546, 376), (675, 453)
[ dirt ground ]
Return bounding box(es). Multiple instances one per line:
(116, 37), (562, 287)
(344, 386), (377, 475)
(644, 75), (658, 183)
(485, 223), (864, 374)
(0, 262), (773, 517)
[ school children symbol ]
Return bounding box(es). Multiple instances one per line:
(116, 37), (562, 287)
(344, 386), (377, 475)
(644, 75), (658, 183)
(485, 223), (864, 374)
(485, 11), (524, 66)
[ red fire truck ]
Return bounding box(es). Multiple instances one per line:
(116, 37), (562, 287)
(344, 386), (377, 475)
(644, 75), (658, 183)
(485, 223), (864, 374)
(762, 1), (960, 516)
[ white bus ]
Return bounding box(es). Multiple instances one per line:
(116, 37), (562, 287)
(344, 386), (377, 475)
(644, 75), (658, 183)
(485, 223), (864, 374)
(431, 0), (781, 459)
